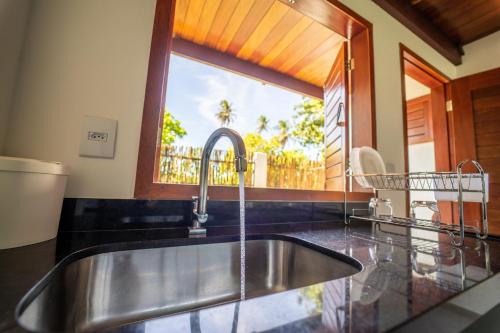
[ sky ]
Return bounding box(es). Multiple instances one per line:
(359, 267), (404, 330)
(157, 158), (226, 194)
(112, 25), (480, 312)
(164, 54), (310, 150)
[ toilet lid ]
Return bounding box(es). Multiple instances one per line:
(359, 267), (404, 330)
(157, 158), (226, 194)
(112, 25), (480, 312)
(0, 156), (69, 175)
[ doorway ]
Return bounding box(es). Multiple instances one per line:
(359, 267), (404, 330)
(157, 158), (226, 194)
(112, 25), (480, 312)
(399, 44), (452, 222)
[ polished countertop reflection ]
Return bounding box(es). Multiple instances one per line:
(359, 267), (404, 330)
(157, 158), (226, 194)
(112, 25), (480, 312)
(1, 221), (499, 333)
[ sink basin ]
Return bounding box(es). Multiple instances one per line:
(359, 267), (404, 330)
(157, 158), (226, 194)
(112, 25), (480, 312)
(17, 237), (360, 332)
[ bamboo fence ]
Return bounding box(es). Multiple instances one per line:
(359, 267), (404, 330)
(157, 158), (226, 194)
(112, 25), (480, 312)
(158, 145), (324, 190)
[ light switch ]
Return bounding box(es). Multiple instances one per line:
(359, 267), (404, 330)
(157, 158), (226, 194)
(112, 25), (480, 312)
(79, 116), (117, 158)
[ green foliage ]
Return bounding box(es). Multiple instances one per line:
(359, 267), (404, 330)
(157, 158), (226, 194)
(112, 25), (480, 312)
(278, 148), (308, 161)
(215, 99), (236, 126)
(256, 115), (270, 133)
(161, 109), (187, 145)
(291, 97), (324, 147)
(243, 133), (281, 154)
(298, 285), (324, 315)
(268, 97), (324, 152)
(159, 98), (326, 189)
(243, 133), (310, 162)
(245, 98), (326, 159)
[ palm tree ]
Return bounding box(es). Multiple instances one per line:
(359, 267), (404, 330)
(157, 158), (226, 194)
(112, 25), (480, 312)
(215, 100), (236, 126)
(276, 120), (290, 148)
(256, 115), (270, 133)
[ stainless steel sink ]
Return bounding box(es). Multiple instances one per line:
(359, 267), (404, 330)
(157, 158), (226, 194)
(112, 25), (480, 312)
(17, 238), (360, 332)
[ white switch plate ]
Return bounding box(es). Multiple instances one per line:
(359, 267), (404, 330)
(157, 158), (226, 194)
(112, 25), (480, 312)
(79, 116), (117, 158)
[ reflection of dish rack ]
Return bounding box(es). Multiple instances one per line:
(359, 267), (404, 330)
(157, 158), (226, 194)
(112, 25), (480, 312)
(345, 160), (489, 247)
(351, 230), (456, 258)
(350, 235), (467, 294)
(351, 228), (492, 293)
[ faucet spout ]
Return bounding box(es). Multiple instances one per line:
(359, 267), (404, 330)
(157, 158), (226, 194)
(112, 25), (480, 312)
(190, 128), (247, 236)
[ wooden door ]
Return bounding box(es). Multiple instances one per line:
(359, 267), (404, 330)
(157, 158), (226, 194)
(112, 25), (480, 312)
(450, 68), (500, 235)
(472, 83), (500, 234)
(324, 42), (348, 191)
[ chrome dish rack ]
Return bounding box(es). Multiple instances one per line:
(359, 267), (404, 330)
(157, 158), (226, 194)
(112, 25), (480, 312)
(345, 160), (489, 247)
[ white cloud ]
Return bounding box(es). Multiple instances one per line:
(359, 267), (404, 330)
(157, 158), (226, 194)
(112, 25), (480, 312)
(168, 55), (309, 149)
(192, 71), (305, 138)
(192, 74), (229, 127)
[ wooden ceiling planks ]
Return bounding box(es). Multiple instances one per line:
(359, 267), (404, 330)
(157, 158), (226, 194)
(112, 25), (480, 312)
(411, 0), (500, 45)
(173, 0), (344, 88)
(374, 0), (499, 65)
(226, 0), (276, 54)
(192, 0), (221, 44)
(182, 0), (205, 40)
(204, 0), (239, 48)
(258, 16), (313, 67)
(289, 35), (342, 77)
(236, 1), (290, 60)
(274, 22), (334, 73)
(244, 7), (303, 61)
(215, 0), (255, 52)
(295, 40), (342, 82)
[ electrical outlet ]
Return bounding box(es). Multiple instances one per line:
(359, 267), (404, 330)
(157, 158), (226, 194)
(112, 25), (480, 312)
(79, 116), (117, 158)
(88, 131), (108, 142)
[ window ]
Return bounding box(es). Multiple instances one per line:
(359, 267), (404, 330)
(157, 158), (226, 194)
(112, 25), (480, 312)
(135, 0), (376, 201)
(160, 54), (325, 190)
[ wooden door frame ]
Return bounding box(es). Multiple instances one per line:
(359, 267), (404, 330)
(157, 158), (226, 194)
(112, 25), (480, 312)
(134, 0), (376, 201)
(399, 44), (452, 218)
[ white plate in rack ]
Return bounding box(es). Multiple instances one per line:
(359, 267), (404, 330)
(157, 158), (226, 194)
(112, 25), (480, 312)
(351, 146), (386, 189)
(351, 148), (369, 188)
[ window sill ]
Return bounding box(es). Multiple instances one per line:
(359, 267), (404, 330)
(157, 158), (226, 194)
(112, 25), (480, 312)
(135, 183), (372, 202)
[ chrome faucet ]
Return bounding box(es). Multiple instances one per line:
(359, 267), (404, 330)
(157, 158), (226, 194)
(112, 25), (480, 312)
(190, 128), (247, 236)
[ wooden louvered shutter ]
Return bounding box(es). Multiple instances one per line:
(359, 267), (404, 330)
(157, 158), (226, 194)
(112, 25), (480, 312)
(324, 42), (348, 191)
(406, 95), (432, 145)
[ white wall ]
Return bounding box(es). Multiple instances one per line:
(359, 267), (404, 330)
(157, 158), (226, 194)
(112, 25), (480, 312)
(408, 142), (436, 220)
(0, 0), (31, 153)
(457, 30), (500, 78)
(405, 77), (434, 220)
(405, 75), (430, 100)
(5, 0), (156, 198)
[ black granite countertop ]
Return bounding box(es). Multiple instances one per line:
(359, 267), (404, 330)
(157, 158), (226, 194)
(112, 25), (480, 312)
(1, 220), (499, 333)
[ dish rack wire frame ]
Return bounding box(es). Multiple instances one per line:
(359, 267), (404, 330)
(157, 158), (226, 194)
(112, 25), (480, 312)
(343, 160), (489, 247)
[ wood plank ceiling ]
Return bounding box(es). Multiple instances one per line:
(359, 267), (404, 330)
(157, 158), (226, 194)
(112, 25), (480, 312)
(410, 0), (500, 45)
(173, 0), (345, 88)
(373, 0), (500, 65)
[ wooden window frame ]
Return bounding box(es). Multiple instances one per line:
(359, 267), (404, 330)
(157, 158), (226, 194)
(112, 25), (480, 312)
(134, 0), (376, 201)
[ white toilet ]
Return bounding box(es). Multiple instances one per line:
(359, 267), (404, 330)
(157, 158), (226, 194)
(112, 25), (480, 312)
(0, 156), (69, 249)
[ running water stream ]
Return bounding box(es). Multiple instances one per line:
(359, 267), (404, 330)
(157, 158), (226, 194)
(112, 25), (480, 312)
(238, 171), (246, 300)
